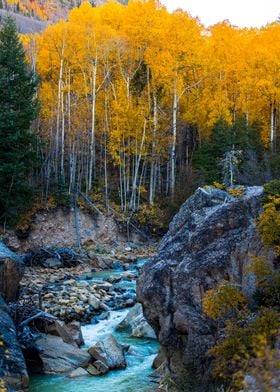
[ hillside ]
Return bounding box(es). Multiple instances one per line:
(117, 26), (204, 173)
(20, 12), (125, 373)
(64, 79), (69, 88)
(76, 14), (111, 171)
(0, 0), (128, 25)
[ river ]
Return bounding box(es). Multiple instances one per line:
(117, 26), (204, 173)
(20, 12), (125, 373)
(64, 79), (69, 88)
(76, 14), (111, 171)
(29, 259), (159, 392)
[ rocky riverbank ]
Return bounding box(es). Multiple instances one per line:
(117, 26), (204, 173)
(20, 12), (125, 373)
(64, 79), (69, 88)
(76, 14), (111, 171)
(19, 243), (156, 323)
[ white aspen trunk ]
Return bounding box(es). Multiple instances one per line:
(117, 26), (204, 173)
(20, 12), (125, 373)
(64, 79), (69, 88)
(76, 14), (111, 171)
(67, 70), (72, 192)
(270, 100), (276, 151)
(56, 54), (64, 179)
(166, 160), (169, 196)
(246, 111), (249, 128)
(60, 87), (65, 179)
(130, 119), (146, 211)
(119, 164), (123, 211)
(88, 56), (98, 191)
(170, 88), (177, 197)
(69, 142), (75, 194)
(126, 78), (130, 101)
(104, 135), (109, 211)
(122, 138), (127, 212)
(149, 92), (157, 204)
(104, 94), (109, 211)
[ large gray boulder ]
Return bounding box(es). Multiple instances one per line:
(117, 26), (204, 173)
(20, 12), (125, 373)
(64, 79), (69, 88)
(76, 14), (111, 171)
(88, 334), (126, 370)
(0, 242), (24, 302)
(137, 186), (271, 391)
(36, 334), (91, 374)
(0, 296), (29, 391)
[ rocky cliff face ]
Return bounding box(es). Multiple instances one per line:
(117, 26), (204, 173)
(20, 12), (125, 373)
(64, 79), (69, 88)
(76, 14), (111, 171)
(137, 186), (270, 391)
(0, 296), (29, 391)
(0, 243), (28, 391)
(0, 242), (24, 302)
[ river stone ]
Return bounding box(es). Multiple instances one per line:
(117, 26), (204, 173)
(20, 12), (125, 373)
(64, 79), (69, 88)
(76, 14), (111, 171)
(36, 334), (91, 374)
(137, 186), (274, 391)
(87, 360), (109, 376)
(88, 334), (126, 370)
(41, 258), (63, 268)
(67, 321), (85, 347)
(46, 320), (78, 346)
(92, 282), (112, 291)
(88, 294), (101, 309)
(116, 303), (156, 339)
(130, 315), (156, 339)
(116, 303), (142, 332)
(68, 367), (89, 378)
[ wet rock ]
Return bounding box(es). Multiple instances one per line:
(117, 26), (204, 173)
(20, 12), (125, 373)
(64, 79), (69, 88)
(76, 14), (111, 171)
(125, 298), (135, 307)
(107, 275), (122, 284)
(87, 360), (109, 376)
(46, 320), (77, 346)
(116, 303), (156, 338)
(92, 282), (112, 291)
(130, 316), (156, 339)
(88, 294), (101, 310)
(88, 334), (126, 370)
(36, 334), (91, 374)
(67, 321), (84, 347)
(68, 367), (89, 378)
(99, 311), (110, 321)
(116, 304), (141, 331)
(122, 271), (137, 279)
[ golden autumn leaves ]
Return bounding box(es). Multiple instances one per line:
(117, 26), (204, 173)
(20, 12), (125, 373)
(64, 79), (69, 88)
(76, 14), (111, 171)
(20, 1), (280, 204)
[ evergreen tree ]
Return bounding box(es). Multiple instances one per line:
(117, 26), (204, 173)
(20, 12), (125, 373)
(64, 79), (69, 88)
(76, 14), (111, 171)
(193, 118), (263, 185)
(0, 17), (38, 227)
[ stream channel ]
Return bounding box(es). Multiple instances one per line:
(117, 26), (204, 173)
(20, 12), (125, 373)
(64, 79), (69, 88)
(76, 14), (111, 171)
(29, 258), (159, 392)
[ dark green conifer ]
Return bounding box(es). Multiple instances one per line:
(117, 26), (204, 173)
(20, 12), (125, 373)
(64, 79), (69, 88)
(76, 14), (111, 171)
(0, 17), (38, 226)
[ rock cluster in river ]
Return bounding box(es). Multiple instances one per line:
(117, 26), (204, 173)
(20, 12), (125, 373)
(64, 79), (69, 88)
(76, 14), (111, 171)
(20, 265), (138, 322)
(30, 308), (153, 378)
(138, 186), (273, 392)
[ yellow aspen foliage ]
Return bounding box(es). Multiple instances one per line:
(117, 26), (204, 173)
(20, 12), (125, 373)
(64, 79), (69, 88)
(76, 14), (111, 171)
(226, 186), (245, 198)
(258, 196), (280, 255)
(208, 309), (280, 391)
(203, 282), (247, 320)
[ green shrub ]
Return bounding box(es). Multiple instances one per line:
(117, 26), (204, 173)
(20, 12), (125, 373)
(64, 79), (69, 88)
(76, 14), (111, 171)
(264, 179), (280, 197)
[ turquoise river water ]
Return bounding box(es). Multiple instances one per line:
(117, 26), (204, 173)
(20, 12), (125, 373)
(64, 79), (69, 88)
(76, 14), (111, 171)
(29, 260), (159, 392)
